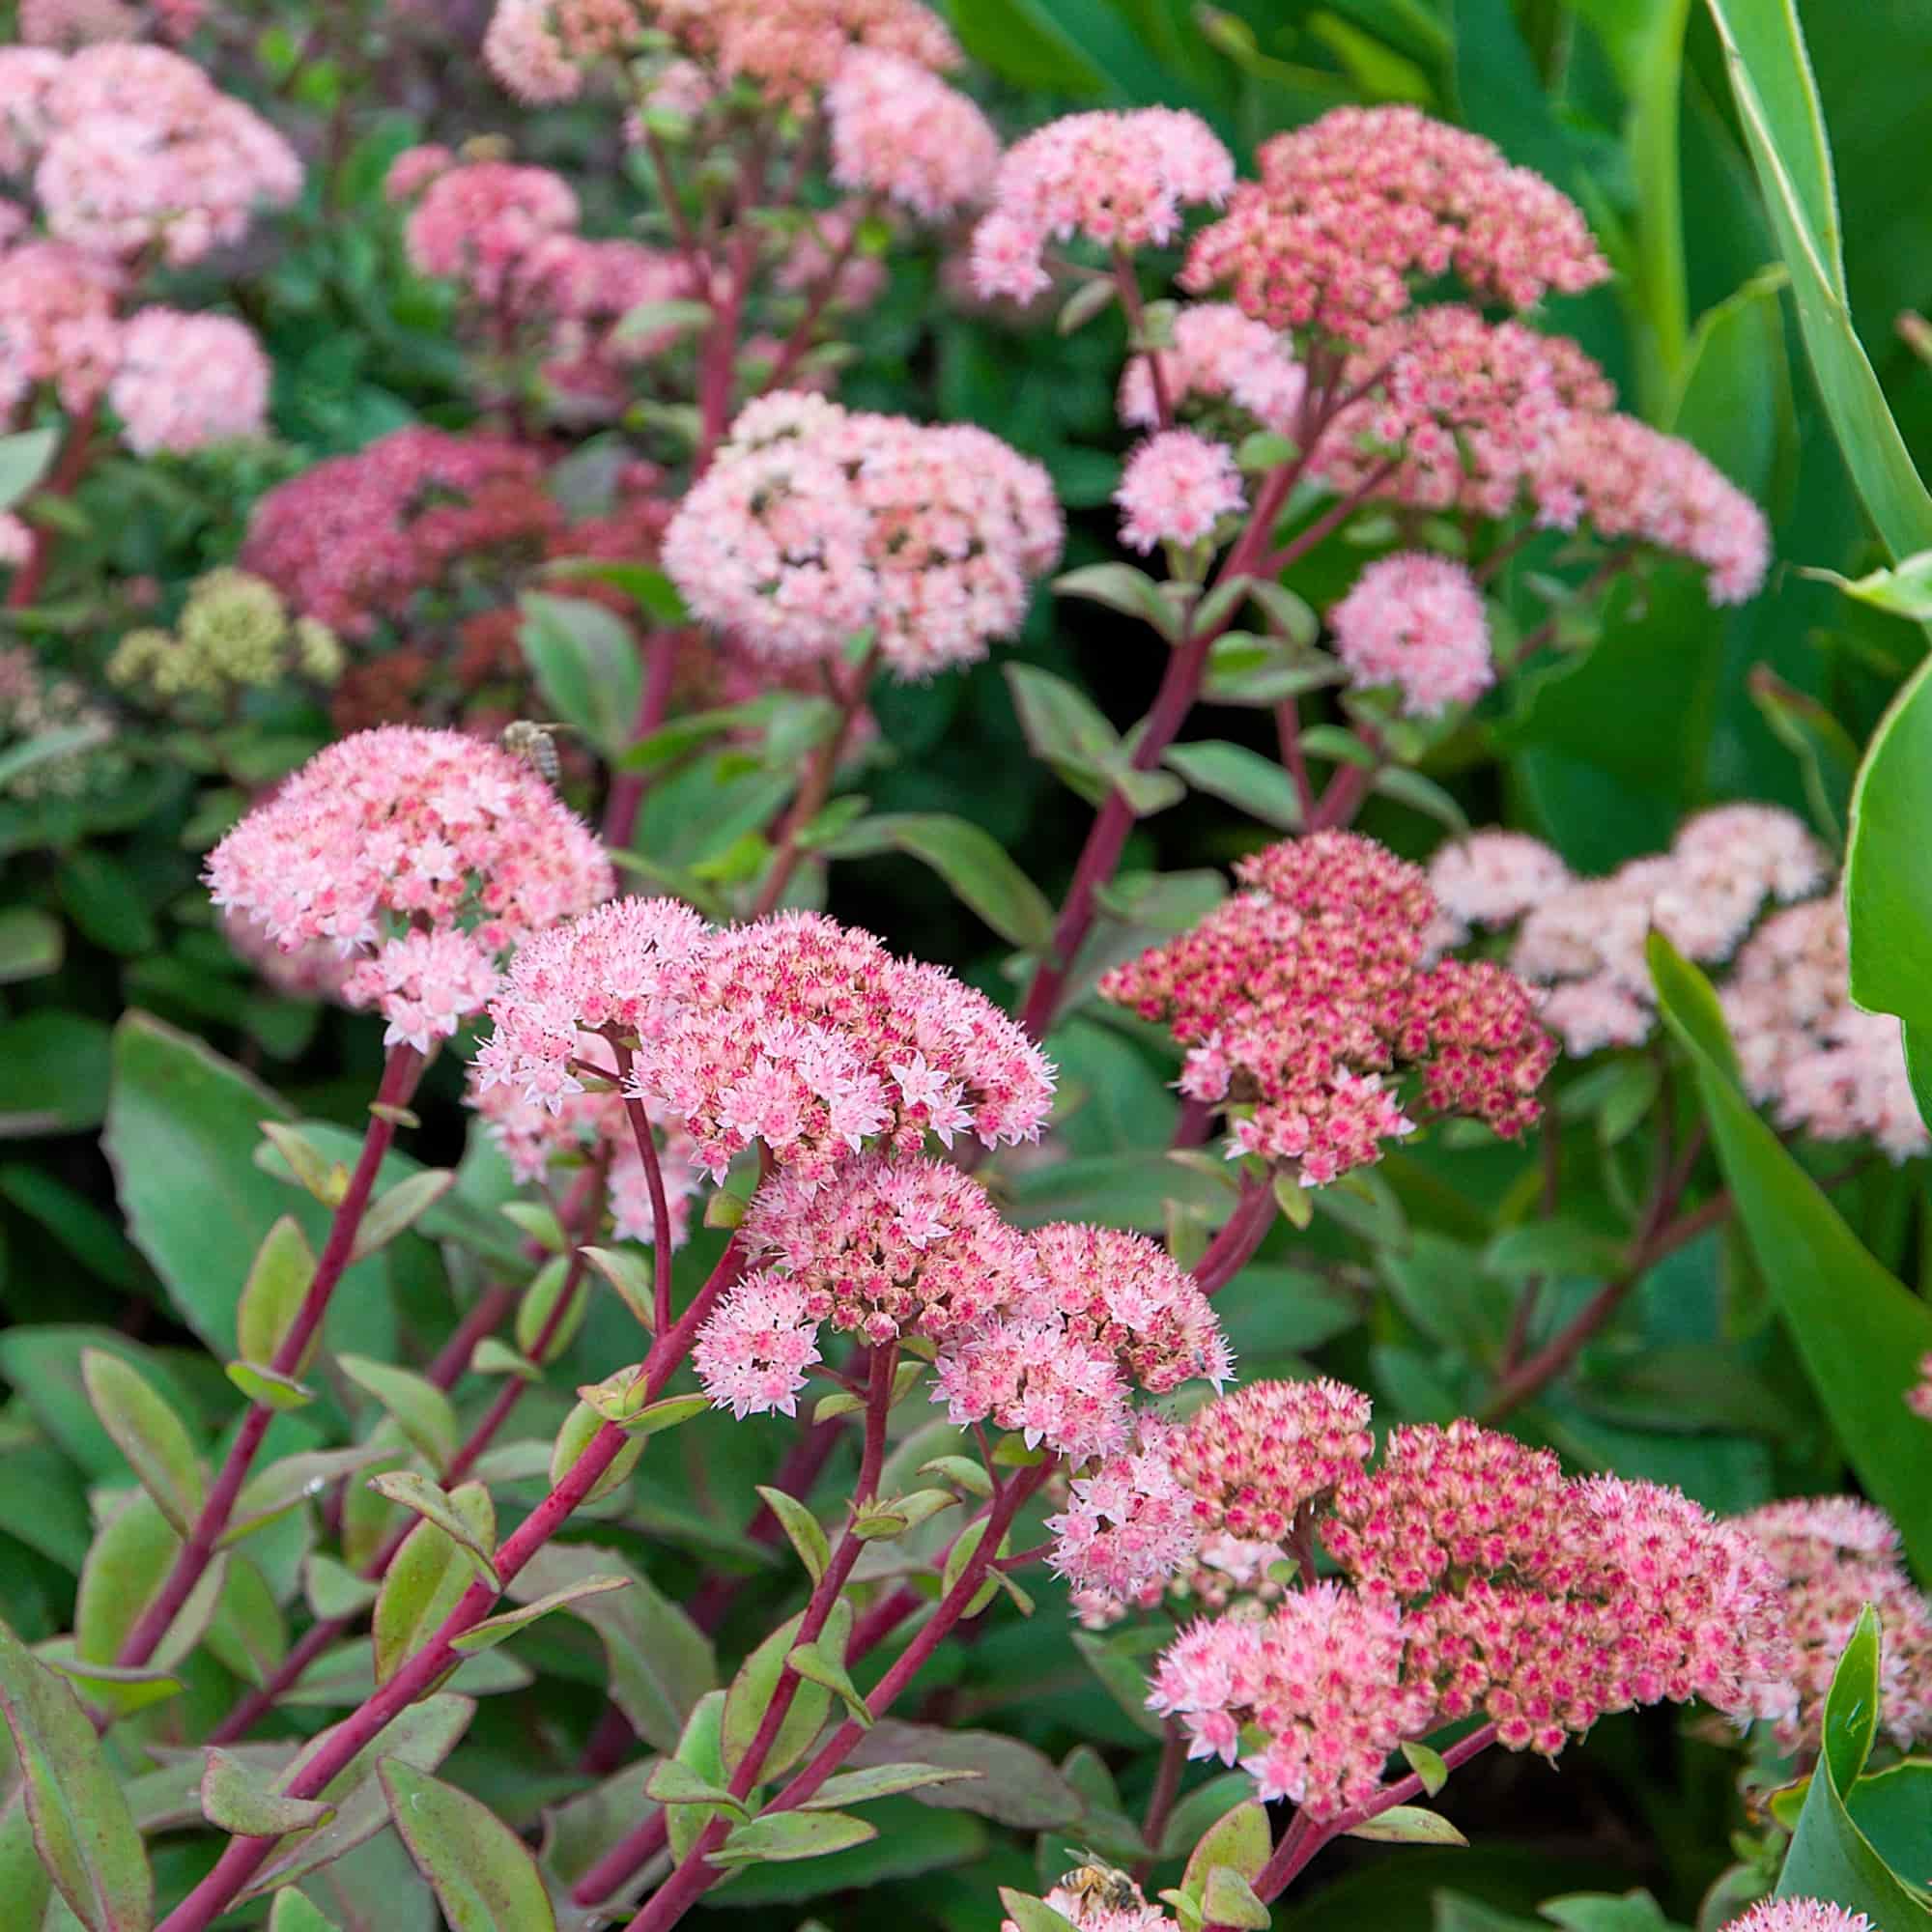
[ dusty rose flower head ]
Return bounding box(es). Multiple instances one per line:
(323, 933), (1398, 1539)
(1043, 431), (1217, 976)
(1723, 1906), (1870, 1932)
(736, 1153), (1043, 1344)
(106, 308), (269, 454)
(625, 909), (1054, 1183)
(22, 43), (299, 265)
(1532, 411), (1770, 603)
(1318, 306), (1577, 518)
(207, 727), (612, 1049)
(1102, 832), (1552, 1185)
(1427, 831), (1571, 951)
(1330, 552), (1492, 715)
(1737, 1495), (1932, 1752)
(1182, 104), (1607, 345)
(1119, 302), (1306, 436)
(1170, 1377), (1373, 1543)
(825, 47), (999, 219)
(1115, 430), (1245, 552)
(472, 895), (708, 1111)
(1047, 1415), (1202, 1605)
(0, 239), (123, 416)
(663, 394), (1061, 678)
(971, 108), (1235, 304)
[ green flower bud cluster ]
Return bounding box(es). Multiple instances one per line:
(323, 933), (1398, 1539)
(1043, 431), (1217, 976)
(108, 569), (345, 707)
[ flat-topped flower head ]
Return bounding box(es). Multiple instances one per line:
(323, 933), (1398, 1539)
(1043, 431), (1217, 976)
(1119, 302), (1307, 436)
(825, 47), (999, 219)
(24, 43), (298, 265)
(472, 895), (707, 1111)
(1102, 832), (1551, 1184)
(1737, 1495), (1932, 1751)
(931, 1314), (1131, 1462)
(663, 395), (1061, 678)
(1115, 430), (1245, 553)
(207, 726), (612, 1049)
(735, 1153), (1043, 1344)
(971, 108), (1235, 304)
(1426, 831), (1571, 949)
(1026, 1223), (1232, 1395)
(106, 308), (269, 454)
(626, 909), (1054, 1183)
(1532, 411), (1770, 604)
(1724, 1906), (1871, 1932)
(1047, 1415), (1201, 1605)
(692, 1271), (822, 1420)
(1151, 1582), (1431, 1818)
(1330, 551), (1492, 716)
(1318, 307), (1576, 519)
(1168, 1377), (1374, 1542)
(1181, 105), (1606, 345)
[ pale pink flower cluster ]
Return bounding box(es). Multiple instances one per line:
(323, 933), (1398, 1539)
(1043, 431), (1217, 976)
(0, 43), (299, 265)
(1329, 551), (1492, 716)
(206, 726), (613, 1050)
(824, 48), (1000, 220)
(662, 393), (1062, 678)
(1498, 806), (1830, 1056)
(0, 239), (122, 415)
(105, 307), (268, 454)
(1005, 1880), (1173, 1932)
(1723, 1906), (1870, 1932)
(19, 0), (202, 43)
(1319, 306), (1572, 519)
(1736, 1495), (1932, 1753)
(1181, 104), (1607, 344)
(1722, 895), (1927, 1161)
(1532, 410), (1770, 604)
(971, 109), (1235, 305)
(1101, 832), (1553, 1185)
(481, 0), (648, 101)
(1119, 302), (1306, 436)
(692, 1273), (824, 1421)
(1427, 832), (1574, 952)
(399, 158), (580, 301)
(930, 1315), (1134, 1463)
(1115, 429), (1245, 552)
(1047, 1417), (1200, 1610)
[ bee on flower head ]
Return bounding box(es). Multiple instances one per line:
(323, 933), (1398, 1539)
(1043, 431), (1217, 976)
(497, 720), (568, 785)
(1057, 1853), (1141, 1915)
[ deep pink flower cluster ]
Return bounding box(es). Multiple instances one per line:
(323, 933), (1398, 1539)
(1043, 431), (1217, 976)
(1722, 895), (1927, 1162)
(105, 307), (268, 454)
(1118, 301), (1307, 436)
(1736, 1496), (1932, 1753)
(1329, 551), (1492, 715)
(971, 109), (1235, 305)
(1144, 1394), (1788, 1814)
(485, 0), (961, 106)
(1498, 806), (1830, 1056)
(1100, 832), (1553, 1186)
(0, 42), (298, 265)
(1317, 306), (1573, 519)
(1115, 429), (1246, 552)
(206, 726), (613, 1050)
(662, 393), (1062, 678)
(1169, 1375), (1372, 1543)
(393, 154), (689, 412)
(1181, 105), (1607, 345)
(824, 47), (1000, 219)
(1532, 410), (1771, 604)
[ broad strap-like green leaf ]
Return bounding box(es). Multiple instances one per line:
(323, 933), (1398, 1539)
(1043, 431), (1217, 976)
(380, 1759), (558, 1931)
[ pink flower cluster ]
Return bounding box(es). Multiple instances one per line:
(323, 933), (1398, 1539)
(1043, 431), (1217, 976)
(478, 903), (1054, 1187)
(1145, 1391), (1789, 1817)
(1006, 1880), (1173, 1932)
(1724, 1907), (1870, 1932)
(485, 0), (961, 106)
(1329, 551), (1492, 715)
(1115, 430), (1245, 552)
(1119, 302), (1307, 436)
(105, 307), (268, 455)
(1493, 807), (1829, 1055)
(824, 48), (1000, 219)
(206, 726), (613, 1051)
(1736, 1496), (1932, 1753)
(1169, 1376), (1373, 1543)
(1046, 1417), (1200, 1610)
(19, 0), (202, 45)
(971, 109), (1235, 305)
(0, 239), (121, 415)
(662, 393), (1062, 678)
(0, 43), (298, 265)
(1101, 832), (1553, 1186)
(393, 154), (689, 412)
(1722, 895), (1928, 1162)
(1181, 104), (1607, 345)
(1532, 410), (1771, 604)
(1426, 831), (1574, 951)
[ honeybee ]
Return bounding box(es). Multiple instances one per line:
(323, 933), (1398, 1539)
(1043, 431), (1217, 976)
(498, 719), (567, 783)
(1057, 1853), (1142, 1914)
